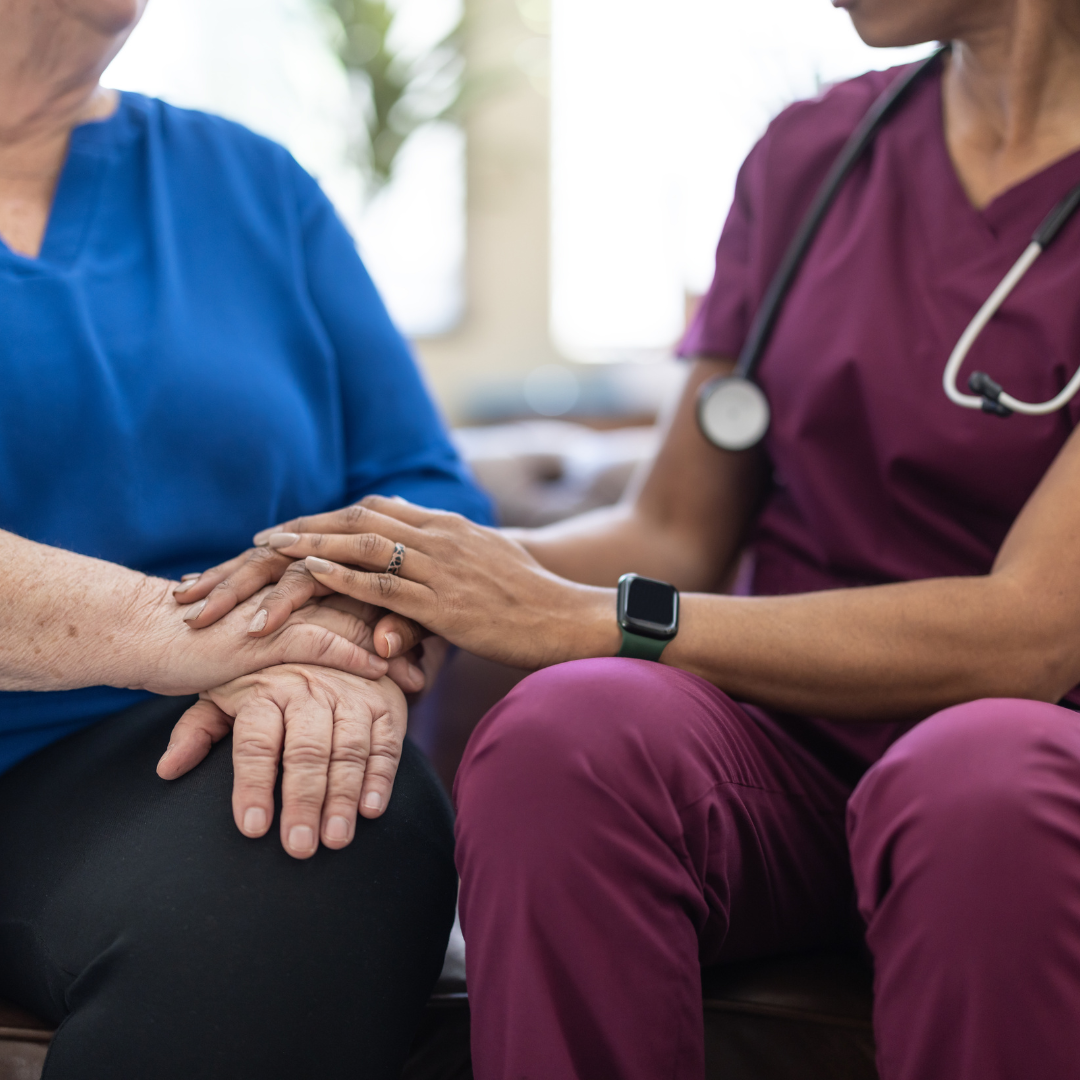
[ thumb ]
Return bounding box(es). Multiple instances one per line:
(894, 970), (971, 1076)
(158, 698), (234, 780)
(373, 613), (429, 660)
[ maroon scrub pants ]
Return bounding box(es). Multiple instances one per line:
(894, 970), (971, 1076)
(455, 658), (1080, 1080)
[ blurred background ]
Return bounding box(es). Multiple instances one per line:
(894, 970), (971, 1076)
(104, 0), (931, 524)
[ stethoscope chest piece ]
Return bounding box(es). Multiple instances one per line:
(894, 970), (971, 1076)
(697, 375), (771, 451)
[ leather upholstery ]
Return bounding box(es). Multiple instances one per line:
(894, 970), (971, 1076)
(401, 952), (878, 1080)
(0, 1000), (49, 1080)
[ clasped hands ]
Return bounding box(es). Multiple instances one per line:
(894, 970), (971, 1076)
(170, 497), (617, 858)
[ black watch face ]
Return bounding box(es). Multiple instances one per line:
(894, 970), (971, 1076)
(618, 574), (679, 640)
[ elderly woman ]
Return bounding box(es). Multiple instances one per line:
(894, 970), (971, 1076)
(194, 0), (1080, 1077)
(0, 1), (492, 1078)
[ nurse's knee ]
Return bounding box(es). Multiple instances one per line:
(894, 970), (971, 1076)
(455, 658), (696, 833)
(849, 698), (1080, 883)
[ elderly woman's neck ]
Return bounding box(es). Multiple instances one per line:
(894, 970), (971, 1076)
(0, 0), (127, 256)
(0, 80), (116, 258)
(944, 0), (1080, 207)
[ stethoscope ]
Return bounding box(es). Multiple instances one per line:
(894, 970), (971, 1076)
(697, 47), (1080, 452)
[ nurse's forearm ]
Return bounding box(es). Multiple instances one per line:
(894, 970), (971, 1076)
(660, 573), (1072, 721)
(507, 503), (729, 593)
(0, 528), (165, 691)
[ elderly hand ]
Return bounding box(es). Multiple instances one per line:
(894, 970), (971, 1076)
(136, 579), (404, 695)
(157, 665), (407, 859)
(172, 516), (427, 666)
(246, 495), (620, 669)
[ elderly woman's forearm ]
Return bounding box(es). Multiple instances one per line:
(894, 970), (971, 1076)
(0, 529), (164, 691)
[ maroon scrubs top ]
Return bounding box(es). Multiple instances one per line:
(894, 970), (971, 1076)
(680, 56), (1080, 772)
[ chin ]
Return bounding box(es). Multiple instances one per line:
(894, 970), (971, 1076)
(67, 0), (148, 36)
(842, 0), (955, 49)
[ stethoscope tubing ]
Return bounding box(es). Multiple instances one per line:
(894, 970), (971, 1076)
(943, 180), (1080, 416)
(698, 47), (1080, 452)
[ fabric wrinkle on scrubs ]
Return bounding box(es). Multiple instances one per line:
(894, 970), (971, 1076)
(680, 57), (1080, 767)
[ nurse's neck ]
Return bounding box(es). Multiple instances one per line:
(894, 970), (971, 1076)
(943, 0), (1080, 208)
(0, 2), (136, 258)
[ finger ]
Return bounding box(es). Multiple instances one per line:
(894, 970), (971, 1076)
(318, 700), (371, 849)
(279, 694), (333, 859)
(272, 623), (391, 679)
(357, 685), (407, 818)
(264, 531), (435, 582)
(173, 551), (248, 602)
(157, 698), (233, 780)
(182, 548), (295, 628)
(372, 611), (428, 659)
(246, 562), (332, 636)
(272, 605), (391, 681)
(231, 698), (286, 841)
(303, 556), (435, 623)
(357, 493), (442, 528)
(254, 502), (425, 549)
(386, 653), (426, 694)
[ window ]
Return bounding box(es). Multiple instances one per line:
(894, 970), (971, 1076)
(104, 0), (465, 336)
(550, 0), (933, 361)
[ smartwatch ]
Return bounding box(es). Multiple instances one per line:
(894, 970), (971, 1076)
(616, 573), (679, 661)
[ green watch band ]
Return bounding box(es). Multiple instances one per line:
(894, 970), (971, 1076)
(617, 628), (671, 662)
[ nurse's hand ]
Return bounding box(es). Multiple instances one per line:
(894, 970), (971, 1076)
(158, 666), (407, 859)
(172, 532), (426, 670)
(259, 495), (620, 669)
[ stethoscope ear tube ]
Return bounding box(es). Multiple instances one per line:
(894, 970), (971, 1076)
(943, 177), (1080, 417)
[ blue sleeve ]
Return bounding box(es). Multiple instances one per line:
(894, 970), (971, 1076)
(292, 164), (494, 525)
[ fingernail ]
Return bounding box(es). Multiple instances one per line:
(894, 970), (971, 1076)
(288, 825), (315, 853)
(181, 572), (202, 581)
(243, 807), (266, 835)
(173, 579), (197, 594)
(305, 556), (335, 575)
(253, 529), (272, 547)
(268, 532), (301, 549)
(407, 663), (424, 685)
(182, 599), (207, 622)
(325, 815), (350, 842)
(383, 632), (402, 658)
(369, 654), (389, 675)
(363, 792), (383, 813)
(248, 608), (268, 633)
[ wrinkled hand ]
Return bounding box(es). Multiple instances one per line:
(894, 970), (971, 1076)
(139, 579), (397, 696)
(251, 495), (619, 669)
(157, 665), (407, 859)
(172, 512), (425, 661)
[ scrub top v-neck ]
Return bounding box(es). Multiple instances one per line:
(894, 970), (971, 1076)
(682, 58), (1080, 766)
(0, 93), (492, 774)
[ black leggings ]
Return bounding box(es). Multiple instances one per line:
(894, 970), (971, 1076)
(0, 695), (457, 1080)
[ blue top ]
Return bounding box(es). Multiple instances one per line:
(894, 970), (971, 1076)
(0, 93), (492, 774)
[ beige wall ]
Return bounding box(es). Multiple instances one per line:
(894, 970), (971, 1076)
(414, 0), (564, 424)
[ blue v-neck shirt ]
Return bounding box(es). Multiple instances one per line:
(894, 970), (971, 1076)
(0, 93), (492, 773)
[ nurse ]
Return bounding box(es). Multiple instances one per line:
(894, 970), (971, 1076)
(187, 0), (1080, 1076)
